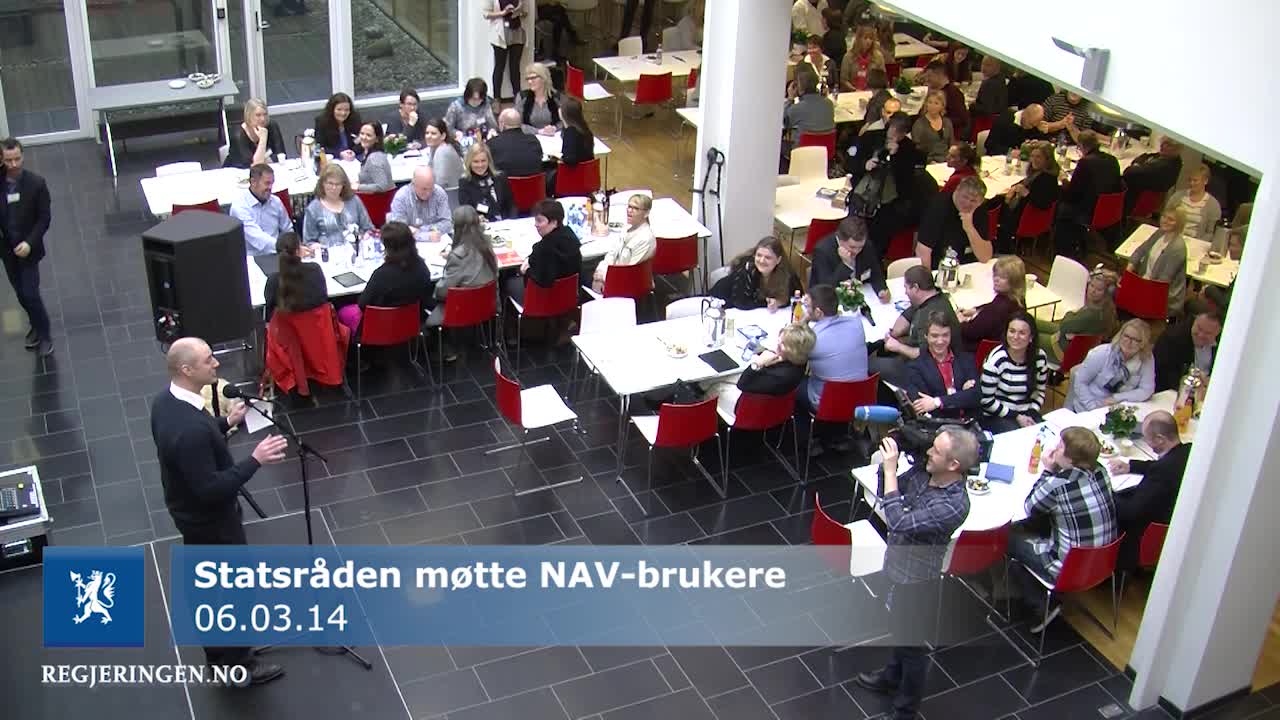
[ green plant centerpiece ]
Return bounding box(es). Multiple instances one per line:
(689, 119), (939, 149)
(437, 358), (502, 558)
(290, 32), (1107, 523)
(1099, 404), (1138, 438)
(383, 133), (408, 157)
(894, 75), (914, 95)
(791, 28), (808, 46)
(835, 280), (867, 315)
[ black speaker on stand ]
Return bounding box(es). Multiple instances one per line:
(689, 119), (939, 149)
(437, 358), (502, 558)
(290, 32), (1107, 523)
(142, 210), (253, 346)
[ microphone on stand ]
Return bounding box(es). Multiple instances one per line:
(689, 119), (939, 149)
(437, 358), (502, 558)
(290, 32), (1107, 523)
(220, 385), (275, 520)
(222, 384), (277, 404)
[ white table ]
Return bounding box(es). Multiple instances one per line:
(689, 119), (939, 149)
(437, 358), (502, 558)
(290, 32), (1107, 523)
(861, 259), (1062, 342)
(244, 196), (710, 307)
(592, 49), (701, 84)
(88, 76), (237, 178)
(90, 30), (211, 62)
(850, 390), (1184, 535)
(774, 177), (848, 231)
(1115, 224), (1238, 289)
(928, 156), (1027, 199)
(892, 33), (940, 60)
(676, 107), (701, 129)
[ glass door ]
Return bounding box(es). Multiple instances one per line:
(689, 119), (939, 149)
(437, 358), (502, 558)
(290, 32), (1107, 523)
(0, 2), (80, 136)
(255, 0), (333, 105)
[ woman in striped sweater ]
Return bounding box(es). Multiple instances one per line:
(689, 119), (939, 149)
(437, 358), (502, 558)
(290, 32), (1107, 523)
(979, 311), (1049, 433)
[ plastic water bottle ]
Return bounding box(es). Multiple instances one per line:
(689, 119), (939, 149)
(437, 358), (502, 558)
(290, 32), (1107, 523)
(656, 43), (663, 64)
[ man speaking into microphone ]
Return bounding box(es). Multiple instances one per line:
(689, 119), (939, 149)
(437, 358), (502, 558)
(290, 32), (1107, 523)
(151, 337), (288, 687)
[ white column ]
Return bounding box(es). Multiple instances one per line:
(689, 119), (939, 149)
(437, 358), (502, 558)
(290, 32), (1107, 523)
(1128, 155), (1280, 712)
(692, 0), (789, 271)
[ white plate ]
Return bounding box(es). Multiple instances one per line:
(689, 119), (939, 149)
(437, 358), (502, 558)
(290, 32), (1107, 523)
(168, 79), (188, 90)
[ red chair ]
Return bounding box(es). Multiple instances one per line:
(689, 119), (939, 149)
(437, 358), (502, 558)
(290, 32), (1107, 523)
(651, 234), (701, 293)
(554, 158), (601, 196)
(1115, 270), (1169, 321)
(1129, 190), (1165, 220)
(508, 173), (547, 215)
(1119, 523), (1170, 599)
(986, 205), (1001, 241)
(1015, 201), (1056, 255)
(172, 199), (219, 215)
(619, 71), (673, 135)
(621, 397), (723, 513)
(356, 303), (427, 400)
(802, 374), (879, 481)
(487, 356), (583, 496)
(1050, 333), (1102, 396)
(885, 226), (916, 261)
(943, 524), (1013, 640)
(884, 62), (902, 83)
(802, 217), (840, 256)
(357, 189), (396, 227)
(596, 259), (653, 303)
(969, 113), (994, 143)
(1004, 534), (1125, 666)
(797, 130), (837, 163)
(264, 304), (350, 398)
(508, 275), (579, 370)
(915, 55), (933, 68)
(1090, 191), (1125, 232)
(434, 281), (498, 378)
(274, 188), (293, 217)
(719, 389), (801, 489)
(975, 339), (1000, 369)
(565, 63), (585, 99)
(811, 491), (887, 595)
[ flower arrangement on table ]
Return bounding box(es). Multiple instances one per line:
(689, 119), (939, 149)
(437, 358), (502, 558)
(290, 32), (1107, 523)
(1099, 404), (1138, 438)
(835, 280), (868, 315)
(894, 75), (914, 96)
(382, 133), (408, 157)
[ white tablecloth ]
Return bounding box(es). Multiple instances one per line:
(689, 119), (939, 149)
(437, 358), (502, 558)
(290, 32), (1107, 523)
(1115, 224), (1238, 289)
(592, 49), (702, 84)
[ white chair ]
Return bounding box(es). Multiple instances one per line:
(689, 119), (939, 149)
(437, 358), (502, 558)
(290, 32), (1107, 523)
(665, 296), (706, 320)
(217, 144), (230, 164)
(1041, 256), (1089, 321)
(155, 162), (203, 177)
(787, 146), (828, 182)
(887, 257), (922, 279)
(707, 265), (730, 289)
(487, 357), (583, 496)
(618, 35), (644, 57)
(976, 129), (990, 158)
(571, 297), (637, 395)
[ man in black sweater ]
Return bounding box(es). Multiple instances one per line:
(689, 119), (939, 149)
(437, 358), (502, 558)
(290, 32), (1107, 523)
(1152, 307), (1222, 391)
(151, 337), (288, 687)
(983, 104), (1048, 157)
(1122, 136), (1183, 217)
(488, 109), (545, 179)
(1107, 411), (1191, 570)
(1054, 130), (1121, 259)
(1, 138), (53, 356)
(808, 215), (890, 302)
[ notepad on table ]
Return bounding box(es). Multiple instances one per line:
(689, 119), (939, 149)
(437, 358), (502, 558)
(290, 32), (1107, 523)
(984, 463), (1015, 484)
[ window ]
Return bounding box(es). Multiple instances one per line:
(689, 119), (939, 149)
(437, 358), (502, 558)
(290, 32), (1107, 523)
(1, 3), (78, 134)
(86, 2), (217, 86)
(356, 0), (459, 99)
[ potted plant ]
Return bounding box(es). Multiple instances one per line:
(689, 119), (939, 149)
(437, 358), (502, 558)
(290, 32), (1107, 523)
(382, 133), (408, 157)
(790, 28), (807, 59)
(1099, 404), (1138, 439)
(835, 280), (867, 315)
(893, 74), (914, 98)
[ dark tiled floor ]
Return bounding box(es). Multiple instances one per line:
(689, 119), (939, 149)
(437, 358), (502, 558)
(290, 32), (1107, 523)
(6, 136), (1277, 720)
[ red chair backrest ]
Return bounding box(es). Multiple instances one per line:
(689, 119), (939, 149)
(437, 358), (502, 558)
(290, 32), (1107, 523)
(634, 72), (674, 104)
(1130, 190), (1165, 219)
(654, 397), (719, 448)
(915, 55), (933, 68)
(814, 374), (880, 423)
(1115, 270), (1169, 321)
(521, 274), (579, 318)
(554, 158), (601, 196)
(1058, 334), (1101, 376)
(492, 356), (523, 427)
(602, 259), (654, 300)
(975, 339), (1000, 369)
(358, 189), (396, 227)
(970, 113), (994, 143)
(360, 303), (421, 346)
(274, 189), (293, 217)
(946, 523), (1011, 576)
(810, 492), (853, 574)
(732, 389), (798, 431)
(804, 217), (840, 255)
(172, 199), (219, 214)
(686, 66), (699, 90)
(797, 130), (837, 162)
(1015, 201), (1056, 238)
(1090, 191), (1125, 231)
(565, 64), (585, 100)
(1139, 523), (1169, 568)
(884, 63), (902, 82)
(1054, 533), (1124, 593)
(443, 281), (498, 328)
(986, 205), (1001, 240)
(651, 234), (699, 276)
(885, 226), (916, 261)
(509, 173), (548, 213)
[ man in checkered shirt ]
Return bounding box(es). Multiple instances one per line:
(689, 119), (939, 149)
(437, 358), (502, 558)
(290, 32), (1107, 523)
(1010, 426), (1118, 632)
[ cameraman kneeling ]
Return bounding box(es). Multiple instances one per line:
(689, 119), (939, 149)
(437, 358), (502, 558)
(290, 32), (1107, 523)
(857, 429), (976, 719)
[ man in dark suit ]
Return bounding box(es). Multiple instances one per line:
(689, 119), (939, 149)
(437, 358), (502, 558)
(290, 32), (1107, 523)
(902, 312), (980, 419)
(808, 215), (890, 302)
(1152, 307), (1222, 392)
(983, 104), (1048, 157)
(151, 337), (289, 687)
(0, 138), (53, 356)
(1107, 411), (1191, 570)
(1054, 130), (1121, 259)
(488, 109), (545, 179)
(1122, 136), (1183, 217)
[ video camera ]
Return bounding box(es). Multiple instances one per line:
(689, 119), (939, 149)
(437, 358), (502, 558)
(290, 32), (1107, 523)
(853, 388), (992, 462)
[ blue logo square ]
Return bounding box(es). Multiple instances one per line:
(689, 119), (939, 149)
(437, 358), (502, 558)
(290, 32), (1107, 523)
(44, 546), (146, 648)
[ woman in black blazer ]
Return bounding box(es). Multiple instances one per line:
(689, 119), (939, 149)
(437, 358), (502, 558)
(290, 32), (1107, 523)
(313, 92), (364, 158)
(736, 323), (816, 395)
(263, 232), (329, 322)
(458, 143), (515, 221)
(996, 140), (1061, 253)
(337, 222), (435, 334)
(546, 96), (595, 195)
(224, 97), (287, 168)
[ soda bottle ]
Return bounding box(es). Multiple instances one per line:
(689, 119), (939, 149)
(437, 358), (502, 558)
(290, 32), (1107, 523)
(1028, 432), (1043, 474)
(790, 291), (804, 323)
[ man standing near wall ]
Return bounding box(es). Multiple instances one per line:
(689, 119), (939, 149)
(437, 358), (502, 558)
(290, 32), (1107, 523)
(0, 138), (53, 357)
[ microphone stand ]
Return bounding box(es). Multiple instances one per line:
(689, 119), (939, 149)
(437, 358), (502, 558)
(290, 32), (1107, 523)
(212, 382), (268, 519)
(239, 397), (372, 670)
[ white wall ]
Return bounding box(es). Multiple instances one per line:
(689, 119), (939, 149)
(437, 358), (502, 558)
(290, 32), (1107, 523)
(881, 0), (1279, 175)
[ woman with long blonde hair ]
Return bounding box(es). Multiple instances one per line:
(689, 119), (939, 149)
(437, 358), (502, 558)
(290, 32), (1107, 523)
(840, 25), (886, 91)
(959, 255), (1026, 347)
